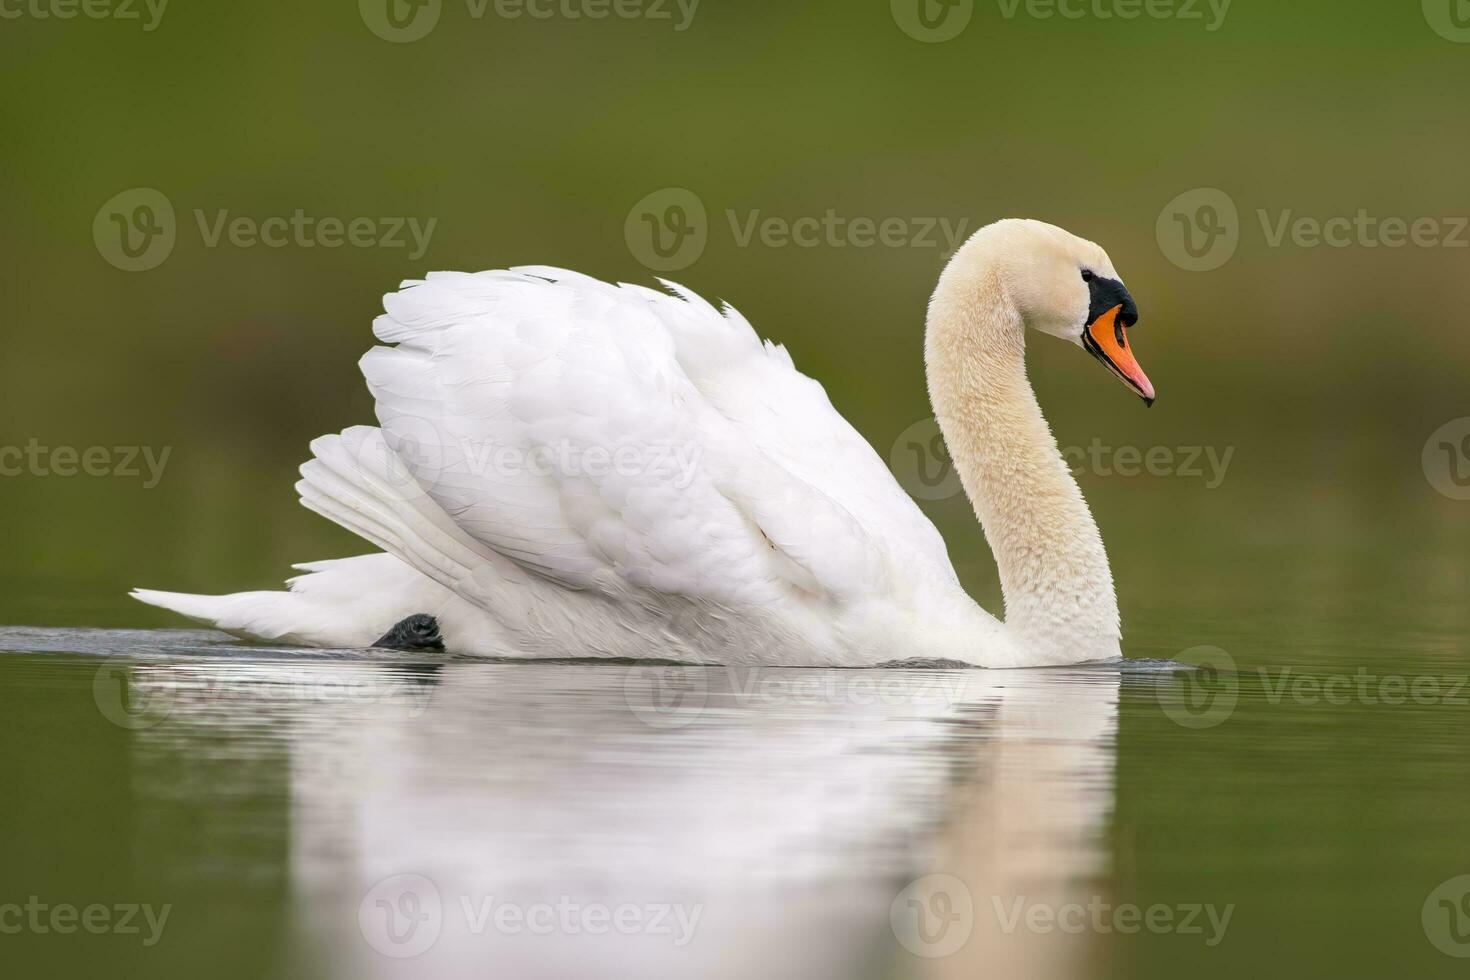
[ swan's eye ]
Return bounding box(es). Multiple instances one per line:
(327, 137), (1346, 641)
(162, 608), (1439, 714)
(1081, 270), (1095, 282)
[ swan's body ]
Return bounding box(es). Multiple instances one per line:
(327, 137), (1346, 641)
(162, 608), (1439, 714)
(134, 219), (1156, 667)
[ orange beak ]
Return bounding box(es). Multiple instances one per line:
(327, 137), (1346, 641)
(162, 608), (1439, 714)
(1083, 305), (1155, 406)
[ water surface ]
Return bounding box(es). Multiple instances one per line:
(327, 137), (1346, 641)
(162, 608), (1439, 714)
(3, 622), (1468, 979)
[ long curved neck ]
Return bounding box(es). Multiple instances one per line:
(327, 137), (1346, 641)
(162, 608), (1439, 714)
(925, 248), (1120, 663)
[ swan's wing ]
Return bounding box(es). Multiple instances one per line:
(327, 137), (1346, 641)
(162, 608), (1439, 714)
(608, 274), (958, 586)
(359, 269), (889, 609)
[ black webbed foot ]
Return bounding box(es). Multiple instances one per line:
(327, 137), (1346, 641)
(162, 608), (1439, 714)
(373, 614), (445, 652)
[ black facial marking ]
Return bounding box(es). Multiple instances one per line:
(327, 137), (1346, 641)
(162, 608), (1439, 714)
(1083, 273), (1138, 332)
(373, 613), (445, 652)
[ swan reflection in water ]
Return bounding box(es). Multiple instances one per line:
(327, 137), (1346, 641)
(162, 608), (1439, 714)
(120, 653), (1121, 980)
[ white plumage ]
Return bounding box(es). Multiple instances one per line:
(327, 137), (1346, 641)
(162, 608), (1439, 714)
(135, 219), (1153, 667)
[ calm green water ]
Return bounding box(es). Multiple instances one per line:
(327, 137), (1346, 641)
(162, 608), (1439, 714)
(2, 524), (1468, 980)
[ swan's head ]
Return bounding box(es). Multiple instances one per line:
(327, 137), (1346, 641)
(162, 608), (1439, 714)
(952, 218), (1156, 405)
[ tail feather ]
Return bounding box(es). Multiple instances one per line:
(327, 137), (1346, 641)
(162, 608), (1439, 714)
(130, 553), (462, 648)
(129, 587), (322, 643)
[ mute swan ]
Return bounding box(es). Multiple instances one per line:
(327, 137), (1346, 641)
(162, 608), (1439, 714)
(132, 218), (1156, 667)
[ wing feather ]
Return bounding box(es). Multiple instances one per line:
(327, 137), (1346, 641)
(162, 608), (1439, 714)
(359, 268), (951, 613)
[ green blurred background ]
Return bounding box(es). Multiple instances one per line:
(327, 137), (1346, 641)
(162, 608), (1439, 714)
(2, 0), (1468, 637)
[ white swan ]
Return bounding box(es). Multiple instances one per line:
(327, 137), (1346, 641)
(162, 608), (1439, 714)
(132, 218), (1156, 667)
